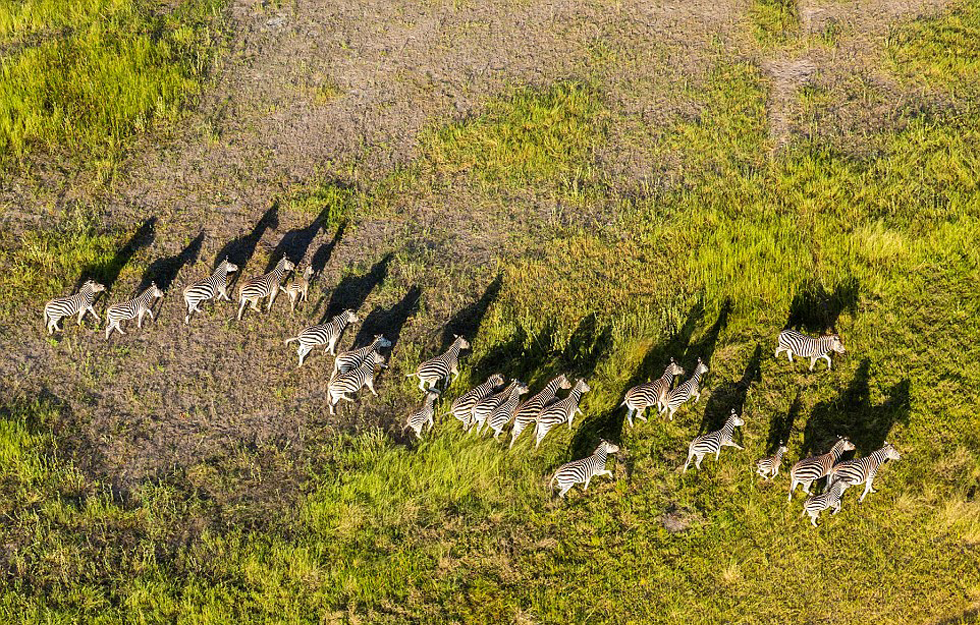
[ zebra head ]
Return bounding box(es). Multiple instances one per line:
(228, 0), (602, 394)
(829, 334), (846, 353)
(488, 373), (506, 387)
(728, 409), (745, 427)
(454, 335), (471, 351)
(575, 379), (591, 394)
(556, 374), (573, 390)
(694, 358), (709, 376)
(150, 283), (164, 298)
(302, 265), (314, 279)
(374, 334), (393, 349)
(83, 280), (106, 294)
(342, 309), (359, 324)
(513, 381), (530, 395)
(278, 257), (296, 272)
(882, 442), (901, 461)
(777, 443), (788, 455)
(599, 440), (620, 454)
(222, 258), (239, 273)
(666, 358), (685, 377)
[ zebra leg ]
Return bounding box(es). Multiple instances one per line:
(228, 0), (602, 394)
(266, 289), (279, 311)
(823, 354), (832, 370)
(626, 408), (634, 428)
(250, 298), (261, 313)
(801, 481), (813, 496)
(583, 476), (591, 491)
(788, 481), (796, 501)
(809, 512), (819, 528)
(809, 357), (817, 371)
(786, 352), (793, 363)
(418, 378), (428, 392)
(637, 406), (648, 423)
(87, 306), (101, 323)
(326, 338), (337, 355)
(236, 299), (247, 320)
(137, 311), (145, 328)
(558, 483), (572, 498)
(695, 454), (704, 470)
(366, 379), (378, 396)
(298, 346), (311, 367)
(832, 501), (842, 515)
(859, 481), (872, 502)
(105, 322), (114, 339)
(77, 309), (86, 326)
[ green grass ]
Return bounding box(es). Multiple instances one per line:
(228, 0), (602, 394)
(749, 0), (799, 46)
(889, 1), (980, 97)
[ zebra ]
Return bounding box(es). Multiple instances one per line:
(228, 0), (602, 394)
(664, 358), (709, 421)
(534, 379), (590, 449)
(550, 440), (620, 499)
(756, 444), (789, 480)
(280, 265), (313, 312)
(104, 283), (163, 338)
(485, 380), (529, 440)
(406, 335), (470, 392)
(827, 442), (901, 502)
(43, 280), (106, 334)
(237, 256), (296, 320)
(450, 373), (505, 429)
(682, 409), (745, 472)
(775, 329), (846, 371)
(284, 310), (359, 367)
(469, 379), (514, 434)
(183, 258), (238, 324)
(404, 390), (440, 439)
(802, 480), (847, 528)
(621, 359), (685, 427)
(787, 436), (856, 501)
(327, 351), (386, 415)
(510, 374), (572, 448)
(333, 334), (392, 376)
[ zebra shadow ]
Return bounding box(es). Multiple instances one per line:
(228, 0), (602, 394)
(318, 253), (393, 323)
(352, 285), (422, 366)
(785, 277), (860, 334)
(213, 203), (280, 279)
(766, 387), (803, 455)
(76, 216), (156, 293)
(440, 272), (503, 352)
(682, 297), (732, 368)
(137, 231), (204, 294)
(699, 343), (763, 434)
(622, 301), (704, 396)
(309, 220), (347, 277)
(263, 205), (336, 273)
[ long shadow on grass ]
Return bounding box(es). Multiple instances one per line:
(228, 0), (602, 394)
(309, 221), (347, 276)
(785, 277), (860, 334)
(214, 203), (280, 278)
(766, 388), (803, 455)
(682, 297), (731, 367)
(935, 606), (980, 625)
(138, 231), (204, 293)
(440, 272), (503, 351)
(802, 358), (911, 460)
(353, 286), (422, 354)
(264, 206), (335, 273)
(77, 217), (156, 293)
(699, 343), (763, 434)
(319, 253), (393, 322)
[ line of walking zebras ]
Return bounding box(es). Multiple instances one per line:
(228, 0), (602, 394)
(44, 260), (900, 527)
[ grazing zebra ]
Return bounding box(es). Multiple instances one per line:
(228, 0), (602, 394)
(237, 257), (296, 320)
(756, 444), (789, 480)
(334, 334), (392, 376)
(827, 442), (901, 502)
(44, 280), (106, 334)
(485, 380), (529, 440)
(510, 374), (572, 448)
(285, 310), (359, 367)
(664, 358), (709, 421)
(550, 440), (620, 499)
(183, 258), (238, 324)
(280, 265), (313, 312)
(469, 380), (513, 434)
(775, 330), (846, 371)
(534, 379), (591, 449)
(450, 373), (505, 429)
(104, 283), (163, 338)
(621, 359), (685, 427)
(787, 436), (855, 501)
(407, 335), (470, 392)
(404, 390), (440, 439)
(682, 409), (745, 472)
(327, 351), (386, 414)
(802, 481), (846, 528)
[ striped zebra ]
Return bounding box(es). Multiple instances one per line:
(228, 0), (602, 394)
(407, 335), (470, 392)
(327, 351), (386, 415)
(802, 481), (846, 528)
(682, 409), (745, 472)
(510, 374), (572, 448)
(775, 329), (846, 371)
(104, 283), (163, 338)
(404, 390), (440, 439)
(664, 358), (709, 421)
(469, 379), (513, 434)
(183, 258), (238, 324)
(485, 380), (529, 440)
(280, 265), (313, 312)
(237, 257), (296, 320)
(787, 436), (855, 501)
(450, 373), (505, 429)
(756, 444), (789, 480)
(621, 359), (685, 427)
(827, 442), (901, 502)
(44, 280), (106, 334)
(550, 440), (620, 499)
(534, 379), (590, 449)
(284, 309), (359, 367)
(334, 334), (392, 376)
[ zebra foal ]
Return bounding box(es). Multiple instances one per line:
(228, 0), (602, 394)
(237, 257), (295, 320)
(802, 481), (846, 528)
(550, 440), (620, 498)
(280, 265), (313, 312)
(285, 310), (359, 367)
(682, 409), (745, 473)
(787, 436), (855, 501)
(621, 359), (684, 427)
(105, 283), (163, 338)
(756, 444), (788, 480)
(404, 390), (440, 439)
(664, 358), (709, 421)
(44, 280), (106, 334)
(828, 442), (901, 502)
(327, 351), (386, 414)
(183, 258), (238, 324)
(407, 335), (470, 392)
(775, 329), (846, 371)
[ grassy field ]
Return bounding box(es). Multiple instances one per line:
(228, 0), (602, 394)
(1, 0), (980, 623)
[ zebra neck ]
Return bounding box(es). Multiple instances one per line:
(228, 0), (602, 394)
(594, 449), (607, 464)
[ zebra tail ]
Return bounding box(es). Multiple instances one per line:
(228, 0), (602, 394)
(405, 372), (418, 378)
(549, 472), (557, 489)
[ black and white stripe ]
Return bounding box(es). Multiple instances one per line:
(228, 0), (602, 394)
(404, 390), (440, 439)
(775, 329), (846, 371)
(485, 380), (529, 440)
(182, 258), (238, 324)
(622, 359), (685, 427)
(280, 265), (313, 312)
(550, 440), (620, 498)
(327, 351), (386, 414)
(44, 280), (106, 334)
(828, 443), (901, 502)
(469, 379), (513, 434)
(510, 374), (571, 448)
(285, 310), (359, 367)
(237, 257), (295, 320)
(407, 335), (470, 392)
(534, 379), (590, 449)
(664, 358), (709, 421)
(801, 480), (846, 527)
(682, 409), (745, 472)
(787, 437), (855, 501)
(105, 283), (163, 338)
(450, 373), (505, 429)
(756, 444), (788, 480)
(333, 334), (392, 376)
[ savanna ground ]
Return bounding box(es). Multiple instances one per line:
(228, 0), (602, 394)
(1, 0), (979, 622)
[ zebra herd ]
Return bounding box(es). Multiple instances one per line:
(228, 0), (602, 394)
(42, 264), (899, 527)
